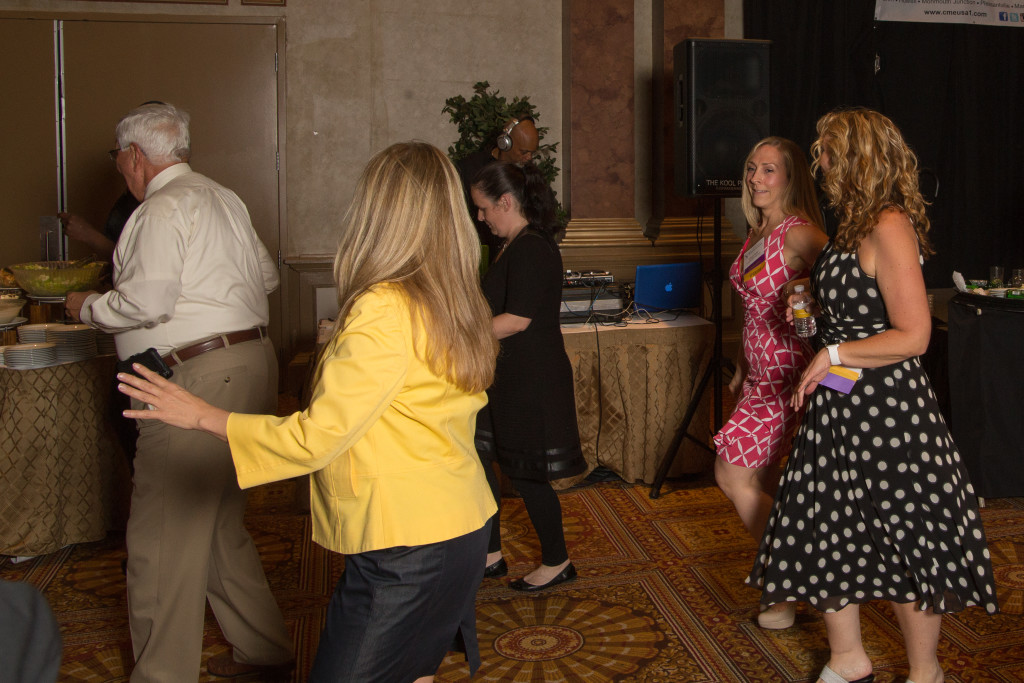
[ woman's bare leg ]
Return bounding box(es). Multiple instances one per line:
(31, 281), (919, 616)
(714, 457), (779, 539)
(716, 457), (793, 624)
(892, 601), (944, 683)
(819, 605), (873, 682)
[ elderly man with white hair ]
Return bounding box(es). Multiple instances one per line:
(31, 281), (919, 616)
(66, 102), (293, 682)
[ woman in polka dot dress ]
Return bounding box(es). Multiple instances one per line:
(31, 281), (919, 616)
(747, 109), (998, 683)
(714, 137), (827, 630)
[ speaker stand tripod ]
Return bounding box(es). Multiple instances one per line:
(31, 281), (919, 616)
(649, 196), (734, 499)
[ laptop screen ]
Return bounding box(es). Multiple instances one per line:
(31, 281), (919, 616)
(633, 262), (702, 312)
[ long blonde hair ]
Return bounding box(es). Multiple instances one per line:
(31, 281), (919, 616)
(740, 136), (824, 230)
(329, 141), (497, 393)
(811, 108), (933, 255)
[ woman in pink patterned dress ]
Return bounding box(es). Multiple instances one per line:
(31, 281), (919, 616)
(713, 137), (827, 629)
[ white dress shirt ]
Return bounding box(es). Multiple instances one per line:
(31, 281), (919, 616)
(81, 164), (279, 358)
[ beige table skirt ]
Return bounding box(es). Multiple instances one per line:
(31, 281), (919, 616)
(555, 315), (715, 489)
(0, 356), (117, 556)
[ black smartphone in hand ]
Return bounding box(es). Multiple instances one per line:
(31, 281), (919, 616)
(117, 347), (174, 379)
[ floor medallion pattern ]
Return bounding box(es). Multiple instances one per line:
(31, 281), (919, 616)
(482, 596), (662, 677)
(5, 475), (1024, 681)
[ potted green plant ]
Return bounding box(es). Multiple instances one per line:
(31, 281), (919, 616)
(443, 81), (566, 229)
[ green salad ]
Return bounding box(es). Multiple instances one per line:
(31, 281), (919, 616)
(9, 261), (104, 297)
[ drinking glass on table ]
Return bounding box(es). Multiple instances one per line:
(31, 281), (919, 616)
(989, 266), (1005, 288)
(1011, 268), (1024, 288)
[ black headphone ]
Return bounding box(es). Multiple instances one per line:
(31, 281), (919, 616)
(496, 118), (522, 151)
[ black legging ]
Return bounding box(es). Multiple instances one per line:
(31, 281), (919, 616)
(482, 461), (569, 566)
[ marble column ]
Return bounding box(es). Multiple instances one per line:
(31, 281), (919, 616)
(560, 0), (740, 282)
(562, 0), (649, 269)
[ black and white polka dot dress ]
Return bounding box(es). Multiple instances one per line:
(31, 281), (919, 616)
(746, 242), (999, 614)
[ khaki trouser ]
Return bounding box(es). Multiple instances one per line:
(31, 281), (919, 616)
(126, 338), (292, 682)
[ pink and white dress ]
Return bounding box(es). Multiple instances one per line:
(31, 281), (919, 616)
(713, 215), (813, 468)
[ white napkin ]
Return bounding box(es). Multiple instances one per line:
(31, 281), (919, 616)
(952, 271), (967, 292)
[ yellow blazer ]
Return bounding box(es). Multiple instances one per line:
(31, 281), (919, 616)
(226, 284), (496, 555)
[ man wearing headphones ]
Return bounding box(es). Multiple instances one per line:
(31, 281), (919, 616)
(491, 116), (539, 164)
(457, 117), (540, 260)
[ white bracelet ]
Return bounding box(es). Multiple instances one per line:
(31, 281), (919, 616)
(826, 343), (842, 366)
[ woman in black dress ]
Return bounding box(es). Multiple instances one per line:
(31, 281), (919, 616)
(470, 161), (586, 592)
(748, 109), (998, 683)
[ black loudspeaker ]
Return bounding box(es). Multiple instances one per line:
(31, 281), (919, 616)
(674, 38), (771, 197)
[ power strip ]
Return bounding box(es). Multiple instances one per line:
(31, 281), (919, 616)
(590, 311), (627, 323)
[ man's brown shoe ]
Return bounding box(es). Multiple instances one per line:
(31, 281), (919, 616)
(206, 651), (295, 679)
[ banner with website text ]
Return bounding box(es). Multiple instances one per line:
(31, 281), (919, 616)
(875, 0), (1024, 27)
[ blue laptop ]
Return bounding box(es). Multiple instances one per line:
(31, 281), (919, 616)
(633, 262), (702, 312)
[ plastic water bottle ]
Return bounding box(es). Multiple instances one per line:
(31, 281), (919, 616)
(792, 284), (817, 338)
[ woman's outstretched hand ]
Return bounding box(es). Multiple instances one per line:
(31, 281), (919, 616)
(118, 363), (230, 441)
(790, 348), (831, 410)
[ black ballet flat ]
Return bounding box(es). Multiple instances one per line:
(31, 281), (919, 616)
(508, 563), (577, 592)
(483, 557), (508, 578)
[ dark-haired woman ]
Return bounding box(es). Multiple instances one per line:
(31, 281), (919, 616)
(471, 161), (586, 591)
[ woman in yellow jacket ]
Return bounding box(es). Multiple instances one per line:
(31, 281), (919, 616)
(117, 142), (499, 683)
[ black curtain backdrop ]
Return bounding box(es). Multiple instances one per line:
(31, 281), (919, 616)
(743, 1), (1024, 288)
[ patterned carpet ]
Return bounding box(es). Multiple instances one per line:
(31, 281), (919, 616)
(3, 471), (1023, 682)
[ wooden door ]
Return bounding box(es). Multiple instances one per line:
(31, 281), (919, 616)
(0, 18), (60, 267)
(60, 19), (283, 349)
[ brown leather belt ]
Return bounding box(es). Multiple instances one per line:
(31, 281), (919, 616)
(163, 327), (267, 368)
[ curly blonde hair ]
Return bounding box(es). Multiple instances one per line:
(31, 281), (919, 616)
(811, 108), (933, 256)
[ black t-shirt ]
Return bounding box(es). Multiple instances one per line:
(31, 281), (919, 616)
(104, 190), (141, 243)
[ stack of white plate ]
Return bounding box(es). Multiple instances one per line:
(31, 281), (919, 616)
(96, 332), (118, 355)
(3, 342), (58, 369)
(46, 324), (98, 362)
(0, 316), (27, 332)
(989, 288), (1008, 298)
(18, 323), (64, 343)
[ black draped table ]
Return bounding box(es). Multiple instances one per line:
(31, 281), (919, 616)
(947, 292), (1024, 499)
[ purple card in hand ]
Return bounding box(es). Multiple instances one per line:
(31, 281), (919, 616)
(819, 366), (862, 394)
